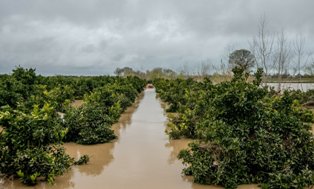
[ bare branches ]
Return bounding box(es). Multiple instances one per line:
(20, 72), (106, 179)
(272, 30), (291, 90)
(196, 59), (212, 77)
(251, 16), (274, 76)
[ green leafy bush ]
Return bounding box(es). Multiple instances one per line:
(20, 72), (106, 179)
(0, 104), (72, 185)
(63, 78), (145, 145)
(156, 68), (314, 188)
(63, 104), (116, 145)
(74, 155), (90, 165)
(0, 67), (145, 185)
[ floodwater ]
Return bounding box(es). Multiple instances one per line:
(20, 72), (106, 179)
(1, 89), (260, 189)
(266, 83), (314, 91)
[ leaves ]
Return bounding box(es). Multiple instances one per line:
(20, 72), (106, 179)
(155, 67), (314, 188)
(0, 67), (146, 185)
(62, 79), (145, 145)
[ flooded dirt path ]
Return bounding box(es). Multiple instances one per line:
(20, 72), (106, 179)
(1, 89), (258, 189)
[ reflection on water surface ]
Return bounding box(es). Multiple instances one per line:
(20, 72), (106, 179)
(1, 89), (258, 189)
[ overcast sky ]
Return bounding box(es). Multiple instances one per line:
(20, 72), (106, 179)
(0, 0), (313, 75)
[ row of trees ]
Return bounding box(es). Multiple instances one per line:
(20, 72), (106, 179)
(114, 16), (314, 82)
(114, 67), (178, 79)
(154, 66), (314, 188)
(251, 16), (314, 78)
(0, 67), (145, 185)
(63, 77), (145, 144)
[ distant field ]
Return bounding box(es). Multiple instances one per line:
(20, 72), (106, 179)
(265, 77), (314, 83)
(197, 75), (314, 84)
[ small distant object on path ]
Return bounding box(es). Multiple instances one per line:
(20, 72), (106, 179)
(146, 84), (154, 89)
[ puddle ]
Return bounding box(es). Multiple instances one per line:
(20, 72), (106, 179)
(1, 89), (258, 189)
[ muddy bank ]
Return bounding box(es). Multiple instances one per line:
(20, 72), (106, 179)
(1, 89), (258, 189)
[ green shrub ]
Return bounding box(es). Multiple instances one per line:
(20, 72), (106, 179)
(157, 68), (314, 188)
(0, 103), (72, 185)
(63, 104), (116, 145)
(0, 67), (145, 185)
(74, 155), (90, 165)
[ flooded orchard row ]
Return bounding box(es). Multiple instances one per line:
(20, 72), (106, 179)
(1, 89), (258, 189)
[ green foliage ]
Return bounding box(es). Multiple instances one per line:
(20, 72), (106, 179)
(11, 67), (37, 100)
(0, 67), (146, 185)
(229, 49), (256, 71)
(155, 67), (314, 188)
(74, 155), (90, 165)
(63, 78), (145, 145)
(154, 78), (211, 138)
(0, 67), (37, 108)
(0, 104), (72, 185)
(63, 104), (116, 144)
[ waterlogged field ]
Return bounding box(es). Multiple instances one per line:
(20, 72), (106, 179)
(153, 68), (314, 188)
(1, 89), (260, 189)
(0, 67), (146, 186)
(0, 67), (313, 189)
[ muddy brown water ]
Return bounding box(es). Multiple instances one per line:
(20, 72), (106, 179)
(1, 89), (259, 189)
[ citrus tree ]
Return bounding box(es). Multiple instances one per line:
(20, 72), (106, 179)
(0, 103), (72, 185)
(155, 67), (314, 188)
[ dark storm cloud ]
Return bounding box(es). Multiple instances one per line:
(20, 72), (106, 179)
(0, 0), (313, 75)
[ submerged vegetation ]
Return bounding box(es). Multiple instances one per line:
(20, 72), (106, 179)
(0, 67), (145, 185)
(0, 65), (313, 188)
(154, 67), (314, 188)
(63, 77), (144, 144)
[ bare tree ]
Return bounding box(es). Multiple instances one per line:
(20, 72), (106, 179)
(220, 59), (227, 75)
(273, 30), (291, 90)
(218, 43), (237, 74)
(292, 34), (313, 82)
(294, 35), (305, 79)
(305, 55), (314, 75)
(180, 62), (190, 78)
(251, 16), (274, 76)
(196, 59), (211, 77)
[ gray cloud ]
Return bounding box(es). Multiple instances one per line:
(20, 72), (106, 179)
(0, 0), (313, 75)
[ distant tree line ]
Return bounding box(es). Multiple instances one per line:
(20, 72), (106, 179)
(114, 67), (178, 80)
(250, 16), (314, 81)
